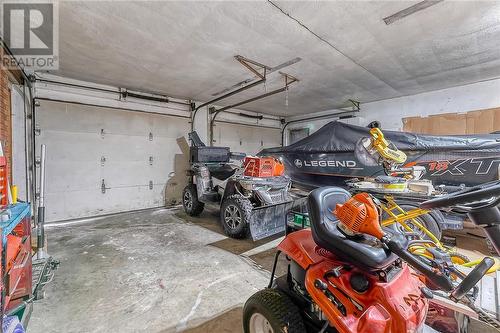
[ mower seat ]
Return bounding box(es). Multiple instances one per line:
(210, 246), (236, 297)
(308, 187), (405, 270)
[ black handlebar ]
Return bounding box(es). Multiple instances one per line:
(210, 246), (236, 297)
(421, 180), (500, 211)
(450, 257), (495, 301)
(385, 235), (495, 302)
(384, 236), (454, 292)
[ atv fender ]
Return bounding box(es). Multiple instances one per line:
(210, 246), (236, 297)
(221, 179), (243, 202)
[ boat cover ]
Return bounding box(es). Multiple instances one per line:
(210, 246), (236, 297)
(263, 121), (500, 154)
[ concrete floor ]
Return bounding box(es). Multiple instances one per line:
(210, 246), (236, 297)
(29, 207), (271, 333)
(28, 206), (497, 333)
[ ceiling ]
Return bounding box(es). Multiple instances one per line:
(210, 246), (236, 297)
(46, 1), (500, 116)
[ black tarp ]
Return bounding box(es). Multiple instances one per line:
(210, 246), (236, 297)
(262, 121), (500, 154)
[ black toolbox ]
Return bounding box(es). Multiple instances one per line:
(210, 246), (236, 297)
(190, 146), (230, 163)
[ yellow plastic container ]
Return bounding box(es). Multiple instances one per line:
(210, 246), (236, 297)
(11, 185), (17, 204)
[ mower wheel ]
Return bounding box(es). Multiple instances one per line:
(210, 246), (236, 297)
(243, 289), (306, 333)
(182, 184), (204, 216)
(384, 203), (443, 241)
(220, 194), (252, 239)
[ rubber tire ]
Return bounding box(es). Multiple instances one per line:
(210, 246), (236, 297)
(182, 184), (204, 216)
(220, 194), (252, 239)
(384, 202), (443, 240)
(243, 289), (306, 333)
(449, 252), (470, 265)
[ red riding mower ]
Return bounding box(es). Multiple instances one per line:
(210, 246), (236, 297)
(243, 181), (500, 333)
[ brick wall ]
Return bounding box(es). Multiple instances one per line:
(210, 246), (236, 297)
(0, 48), (13, 181)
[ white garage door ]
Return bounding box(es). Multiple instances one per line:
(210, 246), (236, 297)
(36, 100), (190, 222)
(214, 122), (281, 155)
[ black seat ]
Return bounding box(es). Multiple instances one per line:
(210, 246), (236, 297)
(207, 164), (237, 181)
(309, 187), (404, 270)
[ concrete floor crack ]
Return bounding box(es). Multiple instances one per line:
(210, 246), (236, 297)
(176, 272), (242, 331)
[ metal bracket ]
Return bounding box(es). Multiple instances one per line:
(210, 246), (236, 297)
(149, 181), (153, 190)
(101, 179), (110, 194)
(348, 99), (361, 111)
(149, 132), (153, 141)
(211, 55), (301, 97)
(100, 156), (106, 166)
(100, 129), (105, 138)
(34, 125), (41, 136)
(119, 88), (126, 101)
(149, 156), (153, 165)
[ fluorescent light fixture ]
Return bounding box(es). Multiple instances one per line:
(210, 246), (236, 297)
(383, 0), (444, 25)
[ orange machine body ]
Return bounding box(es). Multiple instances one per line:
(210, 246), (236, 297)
(243, 157), (285, 178)
(278, 229), (428, 333)
(335, 192), (385, 239)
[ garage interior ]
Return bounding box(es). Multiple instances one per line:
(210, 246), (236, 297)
(2, 1), (500, 332)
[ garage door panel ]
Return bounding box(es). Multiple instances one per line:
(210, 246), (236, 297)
(39, 103), (105, 134)
(45, 161), (101, 192)
(99, 110), (152, 136)
(76, 103), (152, 136)
(151, 116), (191, 138)
(101, 161), (157, 186)
(37, 100), (189, 222)
(46, 184), (167, 222)
(97, 135), (159, 161)
(38, 130), (102, 162)
(216, 123), (281, 155)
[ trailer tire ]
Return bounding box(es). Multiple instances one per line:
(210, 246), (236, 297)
(384, 203), (443, 240)
(182, 184), (204, 216)
(220, 194), (251, 239)
(243, 289), (306, 333)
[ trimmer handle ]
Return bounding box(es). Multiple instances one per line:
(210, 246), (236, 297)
(385, 237), (454, 292)
(451, 257), (494, 301)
